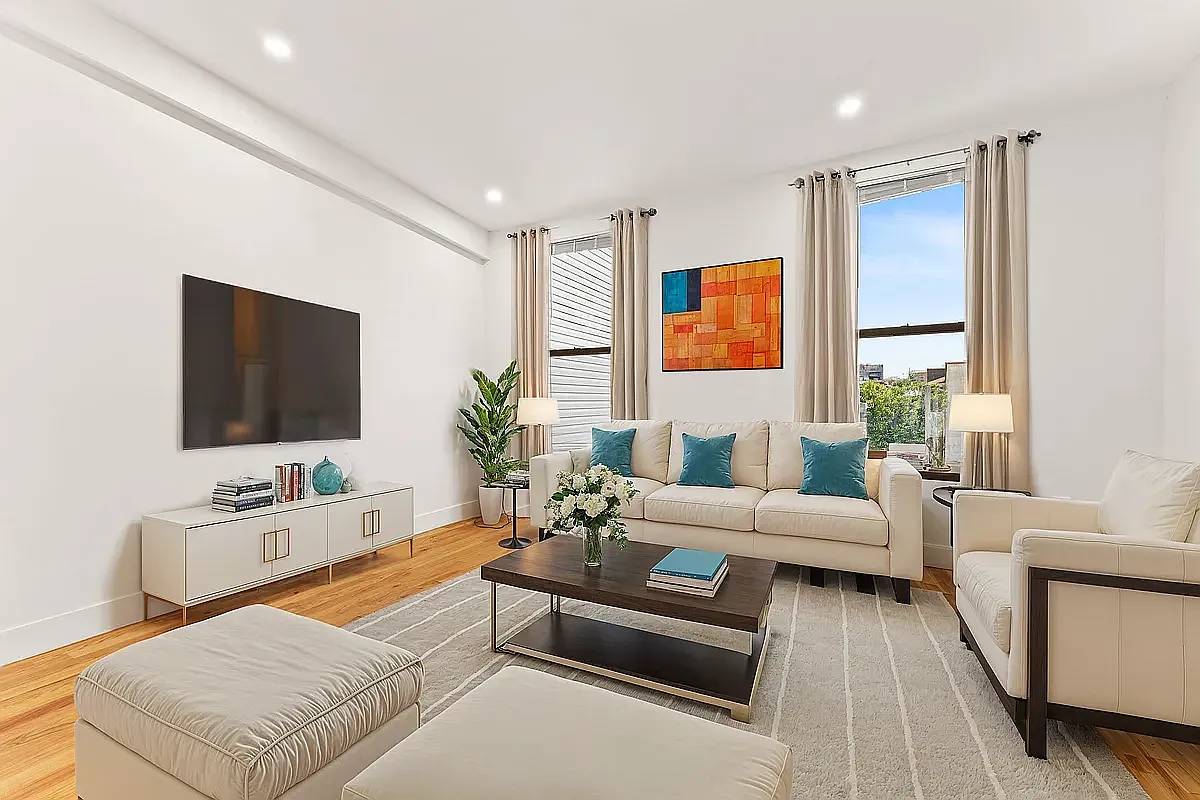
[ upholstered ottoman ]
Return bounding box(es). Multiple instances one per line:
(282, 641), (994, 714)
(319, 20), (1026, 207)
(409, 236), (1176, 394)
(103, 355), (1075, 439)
(344, 667), (792, 799)
(75, 605), (423, 800)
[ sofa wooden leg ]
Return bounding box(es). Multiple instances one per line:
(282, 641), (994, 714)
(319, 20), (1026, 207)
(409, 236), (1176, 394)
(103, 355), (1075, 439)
(891, 578), (911, 604)
(855, 574), (876, 595)
(808, 567), (825, 588)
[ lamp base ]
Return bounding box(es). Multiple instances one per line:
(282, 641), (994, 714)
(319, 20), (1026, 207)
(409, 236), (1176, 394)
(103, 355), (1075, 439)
(499, 536), (532, 550)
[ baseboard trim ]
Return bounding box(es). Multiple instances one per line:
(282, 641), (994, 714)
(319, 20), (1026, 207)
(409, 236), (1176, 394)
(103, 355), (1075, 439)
(415, 499), (481, 533)
(0, 592), (144, 667)
(923, 543), (953, 570)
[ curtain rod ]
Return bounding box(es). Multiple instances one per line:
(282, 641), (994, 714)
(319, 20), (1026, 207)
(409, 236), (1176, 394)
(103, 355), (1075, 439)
(607, 207), (658, 221)
(789, 129), (1041, 188)
(506, 227), (550, 239)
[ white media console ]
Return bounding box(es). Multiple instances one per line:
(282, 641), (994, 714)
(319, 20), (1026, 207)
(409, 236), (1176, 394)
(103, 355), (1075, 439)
(142, 482), (414, 623)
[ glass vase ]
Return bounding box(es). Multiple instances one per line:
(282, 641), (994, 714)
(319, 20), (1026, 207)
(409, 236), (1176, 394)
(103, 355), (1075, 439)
(583, 526), (603, 568)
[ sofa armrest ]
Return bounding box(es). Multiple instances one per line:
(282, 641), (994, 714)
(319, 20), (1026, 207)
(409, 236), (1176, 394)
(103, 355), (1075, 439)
(953, 492), (1099, 566)
(529, 451), (574, 528)
(879, 457), (923, 580)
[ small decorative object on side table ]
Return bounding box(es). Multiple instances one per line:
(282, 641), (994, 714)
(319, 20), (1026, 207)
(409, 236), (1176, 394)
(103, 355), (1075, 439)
(543, 465), (637, 568)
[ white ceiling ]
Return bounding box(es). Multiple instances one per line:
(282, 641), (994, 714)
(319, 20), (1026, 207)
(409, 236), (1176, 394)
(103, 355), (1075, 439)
(88, 0), (1200, 231)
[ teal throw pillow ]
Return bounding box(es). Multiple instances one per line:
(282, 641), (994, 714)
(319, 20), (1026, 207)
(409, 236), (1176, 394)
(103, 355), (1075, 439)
(678, 432), (736, 488)
(799, 437), (868, 499)
(590, 427), (636, 477)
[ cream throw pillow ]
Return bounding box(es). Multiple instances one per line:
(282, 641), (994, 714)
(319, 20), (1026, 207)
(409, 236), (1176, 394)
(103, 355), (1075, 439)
(1097, 450), (1200, 541)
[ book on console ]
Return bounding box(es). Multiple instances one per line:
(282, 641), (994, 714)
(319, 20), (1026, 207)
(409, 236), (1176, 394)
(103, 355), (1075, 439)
(649, 548), (728, 581)
(647, 561), (728, 590)
(215, 477), (273, 493)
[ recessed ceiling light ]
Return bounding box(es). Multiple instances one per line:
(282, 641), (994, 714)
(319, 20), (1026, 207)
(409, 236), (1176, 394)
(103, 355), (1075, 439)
(485, 188), (503, 204)
(837, 94), (863, 119)
(262, 33), (293, 62)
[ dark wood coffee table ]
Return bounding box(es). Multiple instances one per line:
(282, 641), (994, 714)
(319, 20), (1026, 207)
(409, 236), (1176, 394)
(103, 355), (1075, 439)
(480, 536), (777, 722)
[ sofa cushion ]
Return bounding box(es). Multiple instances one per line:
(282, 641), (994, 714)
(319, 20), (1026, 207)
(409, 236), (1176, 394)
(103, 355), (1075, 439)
(954, 552), (1012, 653)
(644, 484), (766, 532)
(753, 489), (888, 545)
(591, 427), (636, 477)
(618, 477), (665, 520)
(74, 605), (422, 800)
(679, 432), (736, 488)
(593, 420), (672, 483)
(1098, 450), (1200, 542)
(668, 421), (769, 490)
(767, 421), (878, 497)
(344, 666), (792, 800)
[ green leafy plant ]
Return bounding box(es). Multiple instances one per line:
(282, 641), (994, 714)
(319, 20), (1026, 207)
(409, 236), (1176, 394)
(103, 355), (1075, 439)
(457, 360), (526, 486)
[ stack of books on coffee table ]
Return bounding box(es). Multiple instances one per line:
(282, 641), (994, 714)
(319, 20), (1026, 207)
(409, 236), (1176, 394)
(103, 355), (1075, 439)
(646, 548), (728, 598)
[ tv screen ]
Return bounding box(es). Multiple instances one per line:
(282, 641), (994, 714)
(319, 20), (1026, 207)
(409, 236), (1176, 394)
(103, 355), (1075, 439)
(182, 275), (361, 449)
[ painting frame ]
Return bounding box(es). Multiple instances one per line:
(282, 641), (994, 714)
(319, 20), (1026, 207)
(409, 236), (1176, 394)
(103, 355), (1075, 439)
(661, 256), (783, 372)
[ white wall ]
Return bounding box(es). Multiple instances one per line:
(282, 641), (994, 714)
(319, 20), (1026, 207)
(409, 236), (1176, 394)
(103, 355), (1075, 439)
(485, 89), (1168, 511)
(0, 37), (486, 663)
(1164, 56), (1200, 460)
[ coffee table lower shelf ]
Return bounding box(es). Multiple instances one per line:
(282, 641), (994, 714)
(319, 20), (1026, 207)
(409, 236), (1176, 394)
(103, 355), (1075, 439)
(494, 605), (770, 722)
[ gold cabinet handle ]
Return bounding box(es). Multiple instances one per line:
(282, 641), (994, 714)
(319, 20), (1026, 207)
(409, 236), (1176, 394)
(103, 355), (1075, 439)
(262, 530), (276, 563)
(373, 508), (381, 534)
(275, 527), (290, 560)
(362, 510), (372, 538)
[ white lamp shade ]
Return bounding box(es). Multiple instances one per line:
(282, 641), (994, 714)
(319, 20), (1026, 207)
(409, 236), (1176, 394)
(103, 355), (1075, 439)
(947, 394), (1014, 433)
(516, 397), (560, 425)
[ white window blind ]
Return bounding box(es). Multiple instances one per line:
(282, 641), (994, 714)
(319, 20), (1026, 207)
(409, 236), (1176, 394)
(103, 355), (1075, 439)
(858, 166), (965, 205)
(549, 233), (613, 451)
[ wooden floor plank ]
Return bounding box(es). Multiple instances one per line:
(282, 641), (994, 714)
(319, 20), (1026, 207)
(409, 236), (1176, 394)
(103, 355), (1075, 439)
(0, 520), (1193, 799)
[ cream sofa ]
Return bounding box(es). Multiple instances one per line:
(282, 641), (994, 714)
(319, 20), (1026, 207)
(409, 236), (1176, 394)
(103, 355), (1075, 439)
(530, 420), (923, 601)
(954, 490), (1200, 757)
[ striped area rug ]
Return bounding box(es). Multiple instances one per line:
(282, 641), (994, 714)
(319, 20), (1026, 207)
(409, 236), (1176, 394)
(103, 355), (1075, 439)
(346, 564), (1147, 799)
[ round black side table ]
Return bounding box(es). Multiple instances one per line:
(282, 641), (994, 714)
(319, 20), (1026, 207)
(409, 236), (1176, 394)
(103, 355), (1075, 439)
(933, 485), (1031, 546)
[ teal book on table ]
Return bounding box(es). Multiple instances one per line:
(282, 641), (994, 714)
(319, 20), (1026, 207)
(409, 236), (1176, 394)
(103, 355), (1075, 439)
(649, 548), (728, 581)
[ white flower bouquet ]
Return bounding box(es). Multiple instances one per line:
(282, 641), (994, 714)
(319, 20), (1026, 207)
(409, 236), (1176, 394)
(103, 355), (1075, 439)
(544, 464), (638, 566)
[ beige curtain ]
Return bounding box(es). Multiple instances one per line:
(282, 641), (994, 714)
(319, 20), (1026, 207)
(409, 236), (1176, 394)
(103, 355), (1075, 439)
(611, 208), (650, 419)
(513, 227), (551, 458)
(797, 169), (860, 423)
(963, 133), (1031, 491)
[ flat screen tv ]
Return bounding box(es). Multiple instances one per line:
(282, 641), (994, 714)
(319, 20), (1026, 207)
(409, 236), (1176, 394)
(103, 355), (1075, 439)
(182, 275), (361, 449)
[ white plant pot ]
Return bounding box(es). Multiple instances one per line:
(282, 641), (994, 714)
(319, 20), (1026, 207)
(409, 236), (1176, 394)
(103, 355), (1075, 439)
(479, 486), (505, 525)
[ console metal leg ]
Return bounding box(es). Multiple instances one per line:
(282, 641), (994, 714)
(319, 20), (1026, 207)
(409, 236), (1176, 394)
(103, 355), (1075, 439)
(490, 581), (498, 652)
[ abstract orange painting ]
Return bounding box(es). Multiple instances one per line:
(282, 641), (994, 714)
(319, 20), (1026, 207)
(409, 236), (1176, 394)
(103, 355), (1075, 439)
(661, 257), (782, 371)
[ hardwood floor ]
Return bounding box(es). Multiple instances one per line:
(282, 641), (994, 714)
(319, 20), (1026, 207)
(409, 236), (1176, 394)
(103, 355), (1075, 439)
(2, 518), (1197, 799)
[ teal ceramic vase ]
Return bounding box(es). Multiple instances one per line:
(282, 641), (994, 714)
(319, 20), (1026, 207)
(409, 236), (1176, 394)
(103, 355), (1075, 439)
(311, 457), (344, 495)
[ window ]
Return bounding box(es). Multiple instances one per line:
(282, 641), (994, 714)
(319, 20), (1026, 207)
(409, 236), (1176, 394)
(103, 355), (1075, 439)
(857, 170), (967, 467)
(549, 233), (613, 451)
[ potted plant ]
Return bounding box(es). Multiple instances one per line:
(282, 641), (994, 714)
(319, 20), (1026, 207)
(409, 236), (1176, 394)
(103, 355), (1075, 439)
(457, 360), (526, 525)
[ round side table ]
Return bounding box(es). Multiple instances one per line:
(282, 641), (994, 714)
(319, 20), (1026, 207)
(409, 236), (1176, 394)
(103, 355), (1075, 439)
(933, 485), (1031, 545)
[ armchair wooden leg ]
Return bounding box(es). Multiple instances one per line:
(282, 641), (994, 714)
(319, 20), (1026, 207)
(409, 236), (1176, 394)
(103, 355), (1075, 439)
(1025, 569), (1050, 759)
(808, 567), (825, 588)
(855, 573), (876, 595)
(891, 578), (911, 604)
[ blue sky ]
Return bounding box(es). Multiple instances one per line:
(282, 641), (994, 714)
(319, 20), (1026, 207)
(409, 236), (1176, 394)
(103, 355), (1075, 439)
(858, 183), (965, 378)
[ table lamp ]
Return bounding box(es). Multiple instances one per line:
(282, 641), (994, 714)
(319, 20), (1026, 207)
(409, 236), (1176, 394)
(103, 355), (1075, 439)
(499, 397), (560, 550)
(948, 393), (1013, 489)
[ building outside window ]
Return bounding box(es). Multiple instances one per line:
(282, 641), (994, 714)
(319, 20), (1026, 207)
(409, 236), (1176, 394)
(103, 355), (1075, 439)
(857, 170), (967, 468)
(548, 233), (613, 451)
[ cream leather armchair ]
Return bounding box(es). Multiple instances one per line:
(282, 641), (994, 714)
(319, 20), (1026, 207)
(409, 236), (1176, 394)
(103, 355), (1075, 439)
(953, 491), (1200, 757)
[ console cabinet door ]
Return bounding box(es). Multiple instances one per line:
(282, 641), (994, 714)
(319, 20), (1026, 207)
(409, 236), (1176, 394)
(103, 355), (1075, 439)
(186, 516), (274, 601)
(328, 497), (375, 560)
(373, 490), (414, 548)
(271, 505), (328, 577)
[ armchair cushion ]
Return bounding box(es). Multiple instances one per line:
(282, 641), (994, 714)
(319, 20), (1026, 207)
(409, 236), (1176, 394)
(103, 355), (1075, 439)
(1097, 450), (1200, 542)
(954, 552), (1012, 653)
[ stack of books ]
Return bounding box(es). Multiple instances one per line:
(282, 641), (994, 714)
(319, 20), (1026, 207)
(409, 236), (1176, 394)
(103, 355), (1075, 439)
(275, 463), (311, 502)
(211, 477), (275, 513)
(647, 548), (728, 598)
